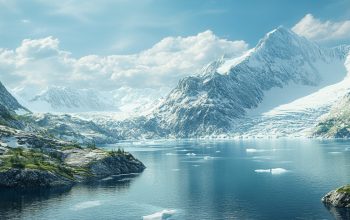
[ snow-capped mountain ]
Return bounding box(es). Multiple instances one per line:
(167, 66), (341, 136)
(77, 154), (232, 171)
(14, 86), (117, 113)
(13, 86), (169, 114)
(123, 27), (350, 138)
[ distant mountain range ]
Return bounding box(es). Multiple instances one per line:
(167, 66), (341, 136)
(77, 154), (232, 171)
(5, 26), (350, 140)
(12, 86), (168, 115)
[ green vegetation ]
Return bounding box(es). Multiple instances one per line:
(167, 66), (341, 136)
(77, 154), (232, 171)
(0, 147), (86, 180)
(86, 141), (97, 150)
(108, 148), (135, 160)
(108, 148), (125, 157)
(61, 145), (83, 151)
(337, 185), (350, 193)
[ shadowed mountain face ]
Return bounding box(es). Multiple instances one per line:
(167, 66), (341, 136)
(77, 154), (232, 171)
(0, 81), (29, 128)
(138, 27), (349, 137)
(0, 82), (28, 113)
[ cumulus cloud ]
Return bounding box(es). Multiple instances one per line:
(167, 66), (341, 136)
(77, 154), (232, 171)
(0, 31), (248, 92)
(292, 14), (350, 42)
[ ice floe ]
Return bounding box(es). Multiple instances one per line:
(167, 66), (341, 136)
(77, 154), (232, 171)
(143, 209), (176, 220)
(72, 201), (102, 210)
(329, 151), (342, 154)
(165, 153), (176, 156)
(254, 168), (288, 175)
(246, 148), (265, 153)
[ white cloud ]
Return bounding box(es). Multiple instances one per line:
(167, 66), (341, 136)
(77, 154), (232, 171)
(0, 31), (248, 92)
(292, 14), (350, 42)
(20, 19), (30, 24)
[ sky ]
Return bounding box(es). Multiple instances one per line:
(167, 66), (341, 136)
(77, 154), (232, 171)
(0, 0), (350, 94)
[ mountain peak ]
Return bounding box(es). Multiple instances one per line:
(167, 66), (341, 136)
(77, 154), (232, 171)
(256, 26), (306, 50)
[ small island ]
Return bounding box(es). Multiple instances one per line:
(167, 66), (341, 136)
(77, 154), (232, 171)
(0, 125), (145, 189)
(322, 185), (350, 208)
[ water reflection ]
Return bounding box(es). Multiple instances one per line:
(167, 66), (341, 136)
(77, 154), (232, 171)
(0, 173), (141, 219)
(324, 204), (350, 220)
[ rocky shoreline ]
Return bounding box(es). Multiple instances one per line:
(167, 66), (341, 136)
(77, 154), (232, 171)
(0, 125), (145, 189)
(322, 185), (350, 208)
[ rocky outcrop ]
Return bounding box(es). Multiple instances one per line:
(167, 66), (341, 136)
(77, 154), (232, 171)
(0, 125), (145, 189)
(0, 168), (74, 188)
(322, 185), (350, 208)
(88, 153), (146, 178)
(0, 148), (146, 189)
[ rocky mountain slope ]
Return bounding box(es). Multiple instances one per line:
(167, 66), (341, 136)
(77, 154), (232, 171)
(314, 92), (350, 138)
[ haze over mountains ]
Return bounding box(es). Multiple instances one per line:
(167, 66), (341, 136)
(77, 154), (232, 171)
(2, 26), (350, 141)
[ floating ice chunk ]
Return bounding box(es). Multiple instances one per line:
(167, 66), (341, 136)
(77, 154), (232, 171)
(246, 148), (274, 153)
(215, 150), (221, 153)
(165, 153), (176, 156)
(203, 156), (212, 160)
(177, 149), (189, 152)
(186, 153), (196, 156)
(255, 168), (288, 175)
(101, 177), (113, 181)
(143, 209), (176, 220)
(329, 151), (342, 154)
(72, 201), (102, 210)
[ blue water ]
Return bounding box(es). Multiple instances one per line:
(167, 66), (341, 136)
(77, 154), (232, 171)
(0, 139), (350, 219)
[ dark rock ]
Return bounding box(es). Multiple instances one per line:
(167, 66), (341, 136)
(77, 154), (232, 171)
(88, 153), (146, 179)
(0, 168), (74, 188)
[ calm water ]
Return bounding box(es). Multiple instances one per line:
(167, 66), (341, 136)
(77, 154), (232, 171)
(0, 139), (350, 219)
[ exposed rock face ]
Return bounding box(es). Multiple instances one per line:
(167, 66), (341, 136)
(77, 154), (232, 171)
(314, 93), (350, 138)
(322, 185), (350, 208)
(88, 153), (146, 178)
(0, 168), (74, 188)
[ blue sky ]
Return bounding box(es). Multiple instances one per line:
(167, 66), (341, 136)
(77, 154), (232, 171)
(1, 0), (350, 93)
(1, 0), (349, 56)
